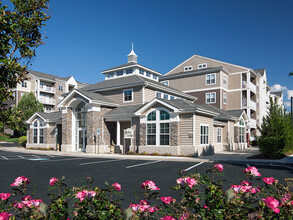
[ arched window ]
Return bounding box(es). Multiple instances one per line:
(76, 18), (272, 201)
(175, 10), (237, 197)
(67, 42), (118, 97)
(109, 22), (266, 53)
(239, 118), (245, 143)
(33, 119), (44, 144)
(146, 109), (170, 146)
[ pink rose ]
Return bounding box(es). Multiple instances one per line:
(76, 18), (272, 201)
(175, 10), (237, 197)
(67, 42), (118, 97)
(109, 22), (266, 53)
(0, 212), (12, 220)
(129, 204), (140, 212)
(214, 164), (223, 171)
(231, 184), (251, 193)
(76, 191), (87, 202)
(262, 196), (280, 213)
(244, 166), (261, 177)
(179, 213), (189, 220)
(0, 193), (11, 201)
(176, 177), (197, 189)
(160, 196), (173, 204)
(241, 181), (252, 186)
(141, 180), (160, 191)
(11, 176), (29, 186)
(263, 177), (275, 185)
(87, 191), (96, 198)
(49, 177), (59, 186)
(112, 182), (121, 191)
(203, 205), (209, 210)
(161, 216), (175, 220)
(250, 187), (261, 194)
(281, 194), (291, 205)
(22, 195), (32, 201)
(148, 206), (159, 213)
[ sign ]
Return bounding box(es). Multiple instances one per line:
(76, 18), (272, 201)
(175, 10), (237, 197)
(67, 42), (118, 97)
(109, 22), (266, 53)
(97, 128), (101, 136)
(124, 128), (134, 138)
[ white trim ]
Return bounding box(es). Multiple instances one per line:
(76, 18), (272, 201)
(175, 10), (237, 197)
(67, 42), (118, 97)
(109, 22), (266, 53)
(200, 124), (209, 145)
(206, 92), (216, 104)
(228, 89), (242, 92)
(102, 63), (162, 76)
(165, 55), (196, 76)
(123, 88), (133, 103)
(183, 87), (222, 93)
(217, 127), (222, 143)
(223, 92), (227, 104)
(193, 113), (196, 146)
(184, 65), (193, 71)
(206, 73), (216, 85)
(198, 63), (207, 69)
(230, 70), (249, 75)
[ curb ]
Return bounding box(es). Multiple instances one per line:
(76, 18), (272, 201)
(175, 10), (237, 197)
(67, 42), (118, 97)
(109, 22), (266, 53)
(212, 159), (293, 167)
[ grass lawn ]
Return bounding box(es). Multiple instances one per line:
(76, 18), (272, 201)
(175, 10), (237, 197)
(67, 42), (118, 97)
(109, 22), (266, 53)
(0, 133), (19, 143)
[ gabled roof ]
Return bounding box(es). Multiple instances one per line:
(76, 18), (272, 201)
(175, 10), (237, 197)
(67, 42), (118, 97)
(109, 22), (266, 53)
(270, 91), (283, 97)
(59, 89), (118, 107)
(160, 67), (228, 81)
(225, 110), (246, 118)
(255, 68), (266, 77)
(105, 104), (144, 117)
(28, 70), (72, 82)
(27, 111), (62, 124)
(82, 75), (196, 101)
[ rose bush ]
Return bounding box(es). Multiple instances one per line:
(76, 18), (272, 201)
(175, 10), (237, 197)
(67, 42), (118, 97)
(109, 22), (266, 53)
(0, 165), (293, 219)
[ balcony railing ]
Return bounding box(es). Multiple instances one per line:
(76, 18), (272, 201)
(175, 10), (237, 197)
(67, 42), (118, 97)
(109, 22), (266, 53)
(249, 82), (256, 93)
(242, 99), (247, 107)
(247, 119), (257, 128)
(39, 86), (56, 93)
(250, 100), (256, 109)
(39, 97), (55, 105)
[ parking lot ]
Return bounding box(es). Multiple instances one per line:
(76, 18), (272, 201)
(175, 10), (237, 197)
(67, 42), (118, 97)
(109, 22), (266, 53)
(1, 149), (293, 208)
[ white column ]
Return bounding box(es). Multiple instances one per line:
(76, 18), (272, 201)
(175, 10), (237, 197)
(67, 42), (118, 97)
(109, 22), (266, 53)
(116, 121), (120, 146)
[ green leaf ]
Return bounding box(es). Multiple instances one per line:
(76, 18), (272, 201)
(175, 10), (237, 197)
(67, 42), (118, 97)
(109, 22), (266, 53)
(226, 188), (234, 202)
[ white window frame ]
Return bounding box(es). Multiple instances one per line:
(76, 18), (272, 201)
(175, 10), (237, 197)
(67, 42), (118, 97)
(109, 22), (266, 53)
(163, 94), (169, 100)
(223, 74), (227, 86)
(156, 91), (162, 98)
(200, 124), (209, 145)
(32, 119), (45, 144)
(206, 92), (216, 104)
(139, 69), (144, 75)
(217, 127), (222, 143)
(184, 66), (193, 71)
(198, 63), (207, 69)
(21, 81), (27, 88)
(206, 73), (216, 85)
(58, 85), (64, 91)
(146, 108), (170, 146)
(117, 71), (124, 76)
(223, 93), (227, 104)
(123, 88), (133, 103)
(126, 69), (133, 75)
(239, 118), (245, 143)
(146, 72), (151, 77)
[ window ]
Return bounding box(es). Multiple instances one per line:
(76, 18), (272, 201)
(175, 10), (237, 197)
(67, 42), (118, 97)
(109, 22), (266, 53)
(156, 91), (162, 98)
(163, 94), (168, 100)
(59, 85), (64, 91)
(117, 71), (123, 76)
(146, 72), (151, 77)
(170, 96), (175, 100)
(217, 127), (222, 143)
(239, 119), (245, 143)
(198, 63), (207, 69)
(40, 82), (44, 89)
(126, 69), (133, 74)
(184, 66), (193, 71)
(146, 109), (170, 146)
(223, 74), (227, 85)
(206, 92), (216, 104)
(161, 81), (169, 86)
(153, 75), (157, 80)
(200, 125), (209, 144)
(21, 81), (27, 88)
(123, 89), (133, 102)
(108, 72), (114, 78)
(223, 93), (227, 104)
(206, 73), (216, 84)
(139, 69), (144, 75)
(33, 119), (45, 144)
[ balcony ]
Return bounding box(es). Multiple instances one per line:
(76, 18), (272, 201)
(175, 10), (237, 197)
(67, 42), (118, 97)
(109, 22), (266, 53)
(39, 86), (56, 94)
(249, 82), (256, 94)
(247, 119), (257, 128)
(250, 100), (256, 110)
(242, 99), (247, 108)
(39, 97), (55, 105)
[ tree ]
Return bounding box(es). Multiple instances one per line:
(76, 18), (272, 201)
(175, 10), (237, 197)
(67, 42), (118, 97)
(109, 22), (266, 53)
(11, 92), (44, 134)
(258, 97), (293, 158)
(0, 0), (50, 129)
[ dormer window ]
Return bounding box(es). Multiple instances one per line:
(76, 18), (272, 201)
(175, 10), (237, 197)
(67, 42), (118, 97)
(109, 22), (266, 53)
(126, 69), (133, 74)
(161, 81), (169, 86)
(117, 71), (123, 76)
(139, 69), (144, 75)
(108, 72), (114, 78)
(146, 72), (151, 77)
(184, 66), (193, 71)
(153, 75), (157, 80)
(198, 63), (207, 69)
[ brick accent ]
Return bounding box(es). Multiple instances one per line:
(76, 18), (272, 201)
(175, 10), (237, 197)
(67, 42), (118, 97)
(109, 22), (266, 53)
(45, 123), (57, 145)
(62, 108), (72, 145)
(131, 117), (140, 149)
(170, 122), (179, 146)
(139, 123), (146, 145)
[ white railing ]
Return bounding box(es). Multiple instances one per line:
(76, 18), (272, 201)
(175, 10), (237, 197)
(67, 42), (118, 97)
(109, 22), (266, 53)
(249, 82), (256, 93)
(250, 100), (256, 109)
(248, 119), (256, 128)
(39, 86), (56, 93)
(39, 97), (55, 105)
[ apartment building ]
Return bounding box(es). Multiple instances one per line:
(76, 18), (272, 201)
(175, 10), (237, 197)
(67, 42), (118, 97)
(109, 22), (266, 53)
(10, 70), (88, 113)
(26, 50), (248, 156)
(160, 54), (270, 140)
(270, 91), (284, 110)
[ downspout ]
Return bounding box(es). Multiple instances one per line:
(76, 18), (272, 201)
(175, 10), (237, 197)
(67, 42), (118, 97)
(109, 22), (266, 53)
(102, 116), (106, 153)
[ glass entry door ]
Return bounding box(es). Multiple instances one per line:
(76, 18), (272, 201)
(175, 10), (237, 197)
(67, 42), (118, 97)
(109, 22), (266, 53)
(78, 128), (87, 152)
(75, 102), (87, 152)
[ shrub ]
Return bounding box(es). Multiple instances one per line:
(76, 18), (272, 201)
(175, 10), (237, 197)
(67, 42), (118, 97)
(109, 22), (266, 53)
(1, 165), (293, 219)
(18, 136), (27, 147)
(126, 151), (135, 155)
(151, 152), (159, 156)
(258, 136), (284, 158)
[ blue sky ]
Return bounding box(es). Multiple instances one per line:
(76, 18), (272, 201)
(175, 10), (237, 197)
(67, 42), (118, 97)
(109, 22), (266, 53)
(4, 0), (293, 109)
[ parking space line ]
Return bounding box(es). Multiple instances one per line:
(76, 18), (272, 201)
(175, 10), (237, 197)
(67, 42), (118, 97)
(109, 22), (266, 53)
(184, 162), (204, 171)
(1, 156), (8, 160)
(18, 156), (26, 159)
(40, 157), (90, 163)
(46, 154), (55, 157)
(32, 155), (41, 158)
(126, 160), (162, 169)
(80, 159), (125, 166)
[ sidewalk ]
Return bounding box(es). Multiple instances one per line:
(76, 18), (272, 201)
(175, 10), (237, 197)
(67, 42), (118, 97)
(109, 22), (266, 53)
(0, 142), (292, 166)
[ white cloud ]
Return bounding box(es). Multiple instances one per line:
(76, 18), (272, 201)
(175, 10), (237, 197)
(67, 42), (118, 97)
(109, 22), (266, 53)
(284, 102), (291, 108)
(270, 84), (287, 92)
(287, 90), (293, 99)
